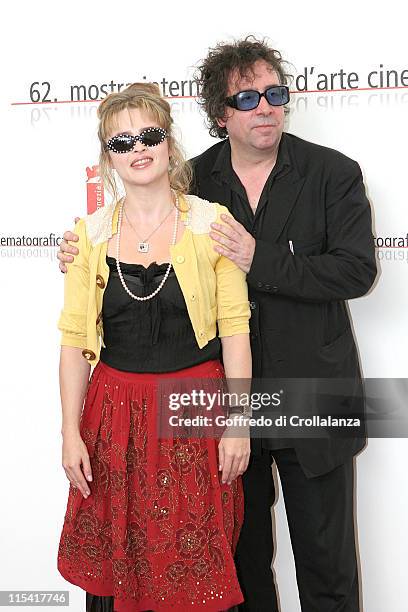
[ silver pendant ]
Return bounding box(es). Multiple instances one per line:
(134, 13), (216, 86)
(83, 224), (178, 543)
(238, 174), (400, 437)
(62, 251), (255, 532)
(137, 241), (149, 253)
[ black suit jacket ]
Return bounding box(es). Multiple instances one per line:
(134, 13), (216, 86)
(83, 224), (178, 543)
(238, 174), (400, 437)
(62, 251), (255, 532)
(190, 132), (377, 477)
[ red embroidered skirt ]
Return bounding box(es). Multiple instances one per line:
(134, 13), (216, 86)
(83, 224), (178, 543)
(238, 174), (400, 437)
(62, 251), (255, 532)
(57, 359), (244, 611)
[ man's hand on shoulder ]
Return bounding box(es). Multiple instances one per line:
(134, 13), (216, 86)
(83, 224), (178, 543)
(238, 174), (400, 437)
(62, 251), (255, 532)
(210, 213), (255, 274)
(57, 217), (80, 273)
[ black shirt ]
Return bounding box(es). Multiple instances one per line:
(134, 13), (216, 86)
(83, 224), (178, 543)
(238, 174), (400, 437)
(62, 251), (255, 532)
(203, 138), (292, 451)
(210, 134), (291, 237)
(100, 257), (220, 372)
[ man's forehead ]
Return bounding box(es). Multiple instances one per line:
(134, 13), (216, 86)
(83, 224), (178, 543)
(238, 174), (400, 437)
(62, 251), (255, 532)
(229, 62), (278, 90)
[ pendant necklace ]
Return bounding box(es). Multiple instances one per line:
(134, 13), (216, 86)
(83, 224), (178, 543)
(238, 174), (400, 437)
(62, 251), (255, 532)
(123, 202), (174, 253)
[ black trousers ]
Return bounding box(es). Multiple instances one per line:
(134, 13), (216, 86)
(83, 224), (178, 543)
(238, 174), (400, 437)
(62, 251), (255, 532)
(234, 448), (360, 612)
(85, 593), (114, 612)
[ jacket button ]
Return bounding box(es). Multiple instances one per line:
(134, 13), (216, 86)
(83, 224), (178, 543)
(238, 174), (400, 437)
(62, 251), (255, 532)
(272, 286), (279, 293)
(249, 301), (256, 310)
(257, 281), (263, 288)
(265, 284), (271, 290)
(176, 255), (185, 264)
(82, 349), (96, 361)
(96, 274), (105, 288)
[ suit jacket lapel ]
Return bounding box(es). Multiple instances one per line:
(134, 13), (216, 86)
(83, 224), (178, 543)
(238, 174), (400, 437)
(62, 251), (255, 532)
(192, 133), (306, 242)
(262, 172), (306, 242)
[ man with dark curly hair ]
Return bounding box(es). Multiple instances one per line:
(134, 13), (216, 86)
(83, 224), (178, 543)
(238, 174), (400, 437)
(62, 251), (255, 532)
(58, 36), (376, 612)
(189, 36), (376, 612)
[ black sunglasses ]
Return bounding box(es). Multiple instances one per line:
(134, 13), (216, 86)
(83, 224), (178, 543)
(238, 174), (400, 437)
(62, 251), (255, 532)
(106, 127), (167, 153)
(225, 85), (290, 111)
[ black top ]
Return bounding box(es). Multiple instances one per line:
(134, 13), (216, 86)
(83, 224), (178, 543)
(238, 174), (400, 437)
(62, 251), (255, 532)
(192, 139), (292, 451)
(99, 256), (220, 372)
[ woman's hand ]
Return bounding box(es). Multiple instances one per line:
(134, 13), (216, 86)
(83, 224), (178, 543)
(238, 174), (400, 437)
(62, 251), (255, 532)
(62, 429), (93, 499)
(218, 427), (250, 484)
(218, 334), (252, 484)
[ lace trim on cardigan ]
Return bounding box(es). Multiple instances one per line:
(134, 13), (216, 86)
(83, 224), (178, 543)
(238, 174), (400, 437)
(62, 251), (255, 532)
(84, 196), (218, 246)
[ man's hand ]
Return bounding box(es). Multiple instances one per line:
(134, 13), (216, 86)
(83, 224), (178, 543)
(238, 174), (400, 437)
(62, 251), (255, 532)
(57, 218), (80, 273)
(210, 214), (255, 273)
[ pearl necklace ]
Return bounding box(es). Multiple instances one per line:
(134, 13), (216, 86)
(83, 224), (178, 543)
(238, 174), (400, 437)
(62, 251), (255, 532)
(115, 194), (179, 301)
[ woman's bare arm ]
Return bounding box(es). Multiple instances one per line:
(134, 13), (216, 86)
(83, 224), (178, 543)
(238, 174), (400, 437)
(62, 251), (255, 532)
(59, 346), (92, 498)
(219, 333), (252, 485)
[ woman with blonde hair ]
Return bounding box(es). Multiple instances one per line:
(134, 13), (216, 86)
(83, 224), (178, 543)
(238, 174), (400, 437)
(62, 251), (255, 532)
(57, 82), (252, 612)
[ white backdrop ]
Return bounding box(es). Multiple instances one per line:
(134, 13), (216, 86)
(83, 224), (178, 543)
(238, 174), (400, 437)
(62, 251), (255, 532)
(1, 1), (407, 610)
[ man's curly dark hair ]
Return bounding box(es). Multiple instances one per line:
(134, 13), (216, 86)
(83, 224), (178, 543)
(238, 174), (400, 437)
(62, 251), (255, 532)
(194, 35), (292, 139)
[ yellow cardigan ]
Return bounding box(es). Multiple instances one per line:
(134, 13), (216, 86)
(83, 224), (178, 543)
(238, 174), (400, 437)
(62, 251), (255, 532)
(58, 194), (251, 366)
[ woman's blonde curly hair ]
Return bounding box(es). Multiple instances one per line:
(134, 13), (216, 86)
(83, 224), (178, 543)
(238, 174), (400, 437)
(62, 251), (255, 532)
(97, 82), (192, 202)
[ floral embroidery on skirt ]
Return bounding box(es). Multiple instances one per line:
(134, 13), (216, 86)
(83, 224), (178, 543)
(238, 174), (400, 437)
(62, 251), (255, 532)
(57, 360), (244, 612)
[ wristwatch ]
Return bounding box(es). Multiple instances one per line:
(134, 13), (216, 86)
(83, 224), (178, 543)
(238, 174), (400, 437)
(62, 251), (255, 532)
(228, 404), (252, 418)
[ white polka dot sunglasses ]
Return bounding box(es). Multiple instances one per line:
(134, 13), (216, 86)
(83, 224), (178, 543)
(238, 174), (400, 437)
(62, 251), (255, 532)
(106, 127), (167, 153)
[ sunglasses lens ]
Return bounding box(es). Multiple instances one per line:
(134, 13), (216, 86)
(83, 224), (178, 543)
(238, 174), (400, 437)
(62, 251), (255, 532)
(140, 128), (166, 147)
(109, 135), (134, 153)
(265, 86), (289, 106)
(235, 91), (260, 111)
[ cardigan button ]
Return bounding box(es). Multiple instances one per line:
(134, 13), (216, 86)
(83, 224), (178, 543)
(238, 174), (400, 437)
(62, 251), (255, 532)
(82, 349), (96, 361)
(96, 274), (105, 288)
(176, 255), (185, 264)
(198, 330), (205, 338)
(191, 294), (196, 301)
